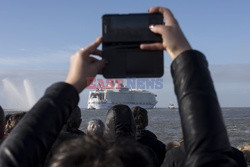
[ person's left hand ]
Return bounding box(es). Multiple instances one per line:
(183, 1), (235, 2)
(65, 37), (106, 93)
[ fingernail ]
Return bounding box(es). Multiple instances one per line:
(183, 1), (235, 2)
(140, 44), (144, 49)
(149, 25), (154, 29)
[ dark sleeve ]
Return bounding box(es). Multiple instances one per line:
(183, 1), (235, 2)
(171, 50), (238, 167)
(163, 145), (185, 167)
(0, 82), (79, 167)
(231, 147), (247, 167)
(163, 150), (177, 167)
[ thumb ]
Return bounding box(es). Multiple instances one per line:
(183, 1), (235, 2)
(93, 60), (107, 74)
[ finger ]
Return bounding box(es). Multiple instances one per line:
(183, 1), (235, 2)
(93, 60), (107, 74)
(83, 49), (102, 62)
(148, 7), (177, 26)
(92, 49), (102, 56)
(140, 43), (164, 50)
(80, 36), (102, 55)
(87, 36), (102, 51)
(89, 56), (99, 63)
(149, 24), (167, 37)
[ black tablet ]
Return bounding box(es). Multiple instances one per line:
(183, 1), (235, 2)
(102, 13), (164, 78)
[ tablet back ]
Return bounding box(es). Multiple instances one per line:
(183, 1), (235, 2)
(102, 13), (164, 78)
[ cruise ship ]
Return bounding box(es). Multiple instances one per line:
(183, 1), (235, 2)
(87, 83), (157, 109)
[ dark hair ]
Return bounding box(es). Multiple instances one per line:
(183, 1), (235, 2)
(49, 136), (107, 167)
(49, 136), (153, 167)
(131, 106), (148, 130)
(104, 139), (154, 167)
(0, 106), (5, 140)
(4, 112), (26, 134)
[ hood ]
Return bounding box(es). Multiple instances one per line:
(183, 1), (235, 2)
(104, 105), (136, 142)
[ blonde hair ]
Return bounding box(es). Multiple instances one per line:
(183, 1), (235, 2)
(237, 143), (250, 162)
(166, 141), (181, 152)
(4, 112), (26, 134)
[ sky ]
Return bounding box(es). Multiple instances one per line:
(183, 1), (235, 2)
(0, 0), (250, 109)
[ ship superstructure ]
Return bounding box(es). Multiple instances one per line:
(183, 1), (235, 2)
(87, 83), (157, 109)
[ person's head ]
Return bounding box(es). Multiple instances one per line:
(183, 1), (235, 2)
(104, 105), (136, 142)
(4, 112), (26, 134)
(49, 136), (153, 167)
(49, 136), (107, 167)
(104, 139), (154, 167)
(131, 106), (148, 130)
(66, 106), (82, 131)
(5, 114), (11, 123)
(166, 141), (181, 152)
(0, 106), (5, 140)
(87, 119), (105, 138)
(237, 143), (250, 162)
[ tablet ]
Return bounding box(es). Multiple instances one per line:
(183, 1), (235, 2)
(102, 13), (164, 78)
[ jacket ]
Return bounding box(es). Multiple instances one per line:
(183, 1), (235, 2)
(104, 104), (159, 167)
(0, 82), (79, 167)
(136, 129), (166, 165)
(171, 50), (239, 166)
(163, 142), (246, 167)
(163, 143), (186, 167)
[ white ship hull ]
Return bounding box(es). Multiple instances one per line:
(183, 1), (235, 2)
(88, 102), (155, 110)
(87, 85), (157, 110)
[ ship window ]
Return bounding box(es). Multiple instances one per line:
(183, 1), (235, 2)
(91, 93), (104, 100)
(90, 93), (97, 98)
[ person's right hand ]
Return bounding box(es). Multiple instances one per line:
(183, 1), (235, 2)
(65, 37), (106, 93)
(140, 7), (192, 60)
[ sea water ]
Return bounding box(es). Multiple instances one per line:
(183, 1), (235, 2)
(4, 107), (250, 147)
(80, 107), (250, 147)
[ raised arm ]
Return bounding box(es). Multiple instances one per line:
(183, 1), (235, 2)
(0, 37), (106, 167)
(142, 6), (238, 166)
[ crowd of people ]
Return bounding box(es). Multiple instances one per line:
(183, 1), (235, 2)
(1, 105), (249, 167)
(0, 6), (249, 167)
